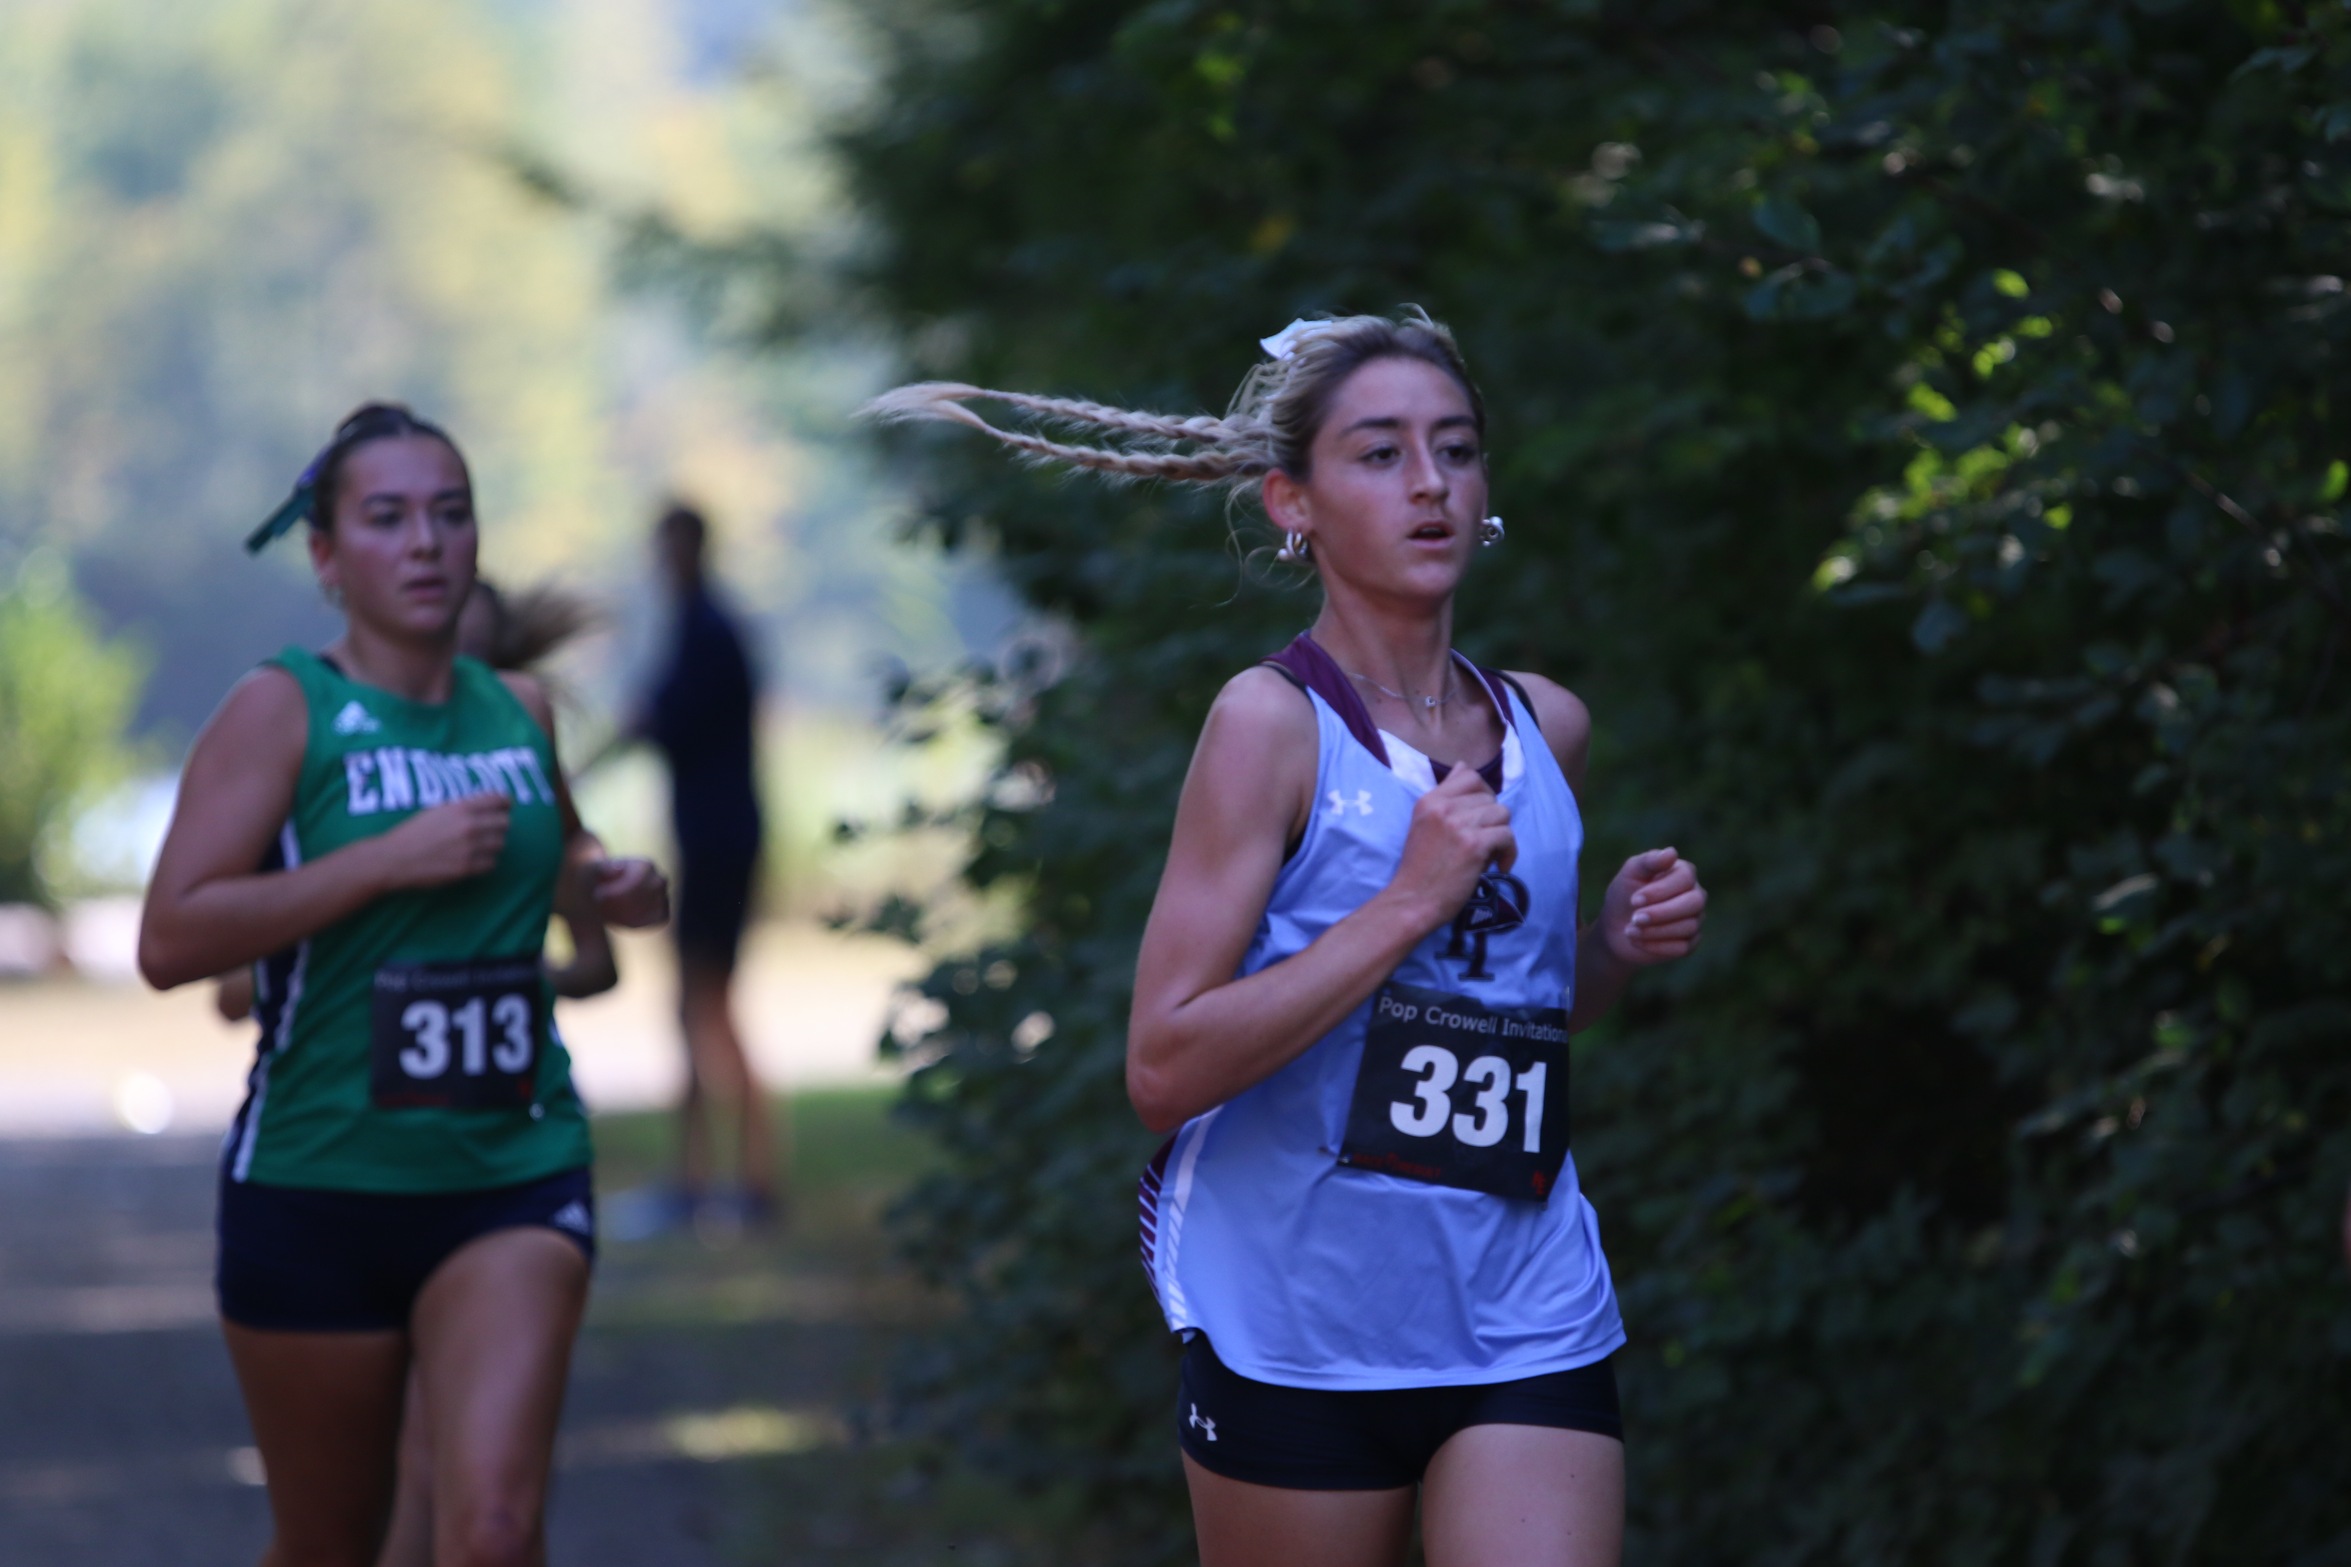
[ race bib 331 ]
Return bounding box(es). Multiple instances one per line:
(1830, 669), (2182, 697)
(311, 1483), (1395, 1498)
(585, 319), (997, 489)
(1337, 981), (1570, 1201)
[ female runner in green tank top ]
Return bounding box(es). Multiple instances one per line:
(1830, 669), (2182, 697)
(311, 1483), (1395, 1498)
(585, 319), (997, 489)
(139, 403), (670, 1567)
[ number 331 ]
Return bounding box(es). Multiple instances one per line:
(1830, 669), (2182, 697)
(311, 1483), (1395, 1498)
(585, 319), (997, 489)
(1391, 1045), (1547, 1153)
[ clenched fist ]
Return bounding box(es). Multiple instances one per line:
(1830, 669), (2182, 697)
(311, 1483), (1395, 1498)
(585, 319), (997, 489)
(379, 795), (511, 889)
(1390, 766), (1517, 928)
(1597, 847), (1706, 965)
(590, 856), (670, 929)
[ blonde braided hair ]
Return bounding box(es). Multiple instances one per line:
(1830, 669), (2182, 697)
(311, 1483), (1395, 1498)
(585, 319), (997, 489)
(861, 382), (1264, 486)
(861, 308), (1484, 519)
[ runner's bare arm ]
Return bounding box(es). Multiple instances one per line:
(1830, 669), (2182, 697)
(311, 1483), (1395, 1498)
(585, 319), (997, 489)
(1127, 669), (1517, 1134)
(501, 674), (621, 994)
(501, 671), (668, 932)
(1505, 670), (1707, 1029)
(500, 673), (584, 841)
(547, 889), (620, 998)
(139, 669), (513, 989)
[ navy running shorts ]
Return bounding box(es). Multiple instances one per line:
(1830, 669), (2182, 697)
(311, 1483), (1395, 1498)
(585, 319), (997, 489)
(216, 1166), (595, 1332)
(1176, 1334), (1622, 1491)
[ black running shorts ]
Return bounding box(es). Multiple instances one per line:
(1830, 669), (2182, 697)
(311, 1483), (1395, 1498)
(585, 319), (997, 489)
(1176, 1334), (1622, 1491)
(216, 1166), (595, 1332)
(673, 840), (759, 973)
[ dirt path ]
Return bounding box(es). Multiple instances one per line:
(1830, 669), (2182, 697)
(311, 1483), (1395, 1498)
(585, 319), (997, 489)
(0, 923), (1091, 1566)
(0, 1108), (935, 1566)
(0, 1135), (263, 1563)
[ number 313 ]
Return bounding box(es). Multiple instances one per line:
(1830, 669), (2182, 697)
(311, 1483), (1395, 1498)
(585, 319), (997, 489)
(399, 995), (534, 1077)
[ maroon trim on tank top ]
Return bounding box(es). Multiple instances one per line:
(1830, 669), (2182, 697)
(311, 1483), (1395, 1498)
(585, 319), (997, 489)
(1260, 633), (1511, 792)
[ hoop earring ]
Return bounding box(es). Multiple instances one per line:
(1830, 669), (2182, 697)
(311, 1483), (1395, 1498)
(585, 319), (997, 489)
(1477, 515), (1505, 548)
(1275, 531), (1312, 564)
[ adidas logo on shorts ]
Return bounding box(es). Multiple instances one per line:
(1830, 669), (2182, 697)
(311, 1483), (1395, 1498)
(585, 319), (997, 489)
(549, 1200), (594, 1237)
(332, 700), (381, 736)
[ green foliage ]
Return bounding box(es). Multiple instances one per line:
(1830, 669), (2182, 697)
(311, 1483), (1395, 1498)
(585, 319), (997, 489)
(0, 556), (145, 904)
(0, 0), (965, 742)
(835, 1), (2351, 1559)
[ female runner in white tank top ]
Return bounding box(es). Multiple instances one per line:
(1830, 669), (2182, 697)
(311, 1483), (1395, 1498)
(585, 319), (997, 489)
(870, 310), (1707, 1567)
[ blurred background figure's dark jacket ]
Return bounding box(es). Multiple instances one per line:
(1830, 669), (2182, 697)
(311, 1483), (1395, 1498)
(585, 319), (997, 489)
(644, 585), (762, 859)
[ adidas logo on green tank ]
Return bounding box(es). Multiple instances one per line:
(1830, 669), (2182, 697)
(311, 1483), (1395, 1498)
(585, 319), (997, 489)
(331, 699), (381, 736)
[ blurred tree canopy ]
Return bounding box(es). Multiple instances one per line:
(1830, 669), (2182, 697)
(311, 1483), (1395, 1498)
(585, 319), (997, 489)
(824, 0), (2351, 1560)
(0, 0), (971, 745)
(0, 555), (144, 905)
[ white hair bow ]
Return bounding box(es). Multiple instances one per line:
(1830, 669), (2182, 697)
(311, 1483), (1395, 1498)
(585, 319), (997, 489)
(1259, 318), (1334, 361)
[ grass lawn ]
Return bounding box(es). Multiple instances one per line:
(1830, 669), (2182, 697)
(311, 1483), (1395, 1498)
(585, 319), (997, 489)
(592, 1083), (939, 1254)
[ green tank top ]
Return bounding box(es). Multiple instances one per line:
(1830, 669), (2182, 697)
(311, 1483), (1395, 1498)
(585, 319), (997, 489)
(228, 646), (592, 1192)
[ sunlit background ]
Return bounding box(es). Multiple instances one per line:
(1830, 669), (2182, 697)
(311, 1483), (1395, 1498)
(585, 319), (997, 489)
(0, 6), (1029, 1558)
(0, 0), (1012, 1133)
(11, 2), (2342, 1561)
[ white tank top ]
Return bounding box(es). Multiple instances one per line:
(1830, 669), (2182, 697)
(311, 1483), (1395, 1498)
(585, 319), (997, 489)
(1139, 638), (1625, 1390)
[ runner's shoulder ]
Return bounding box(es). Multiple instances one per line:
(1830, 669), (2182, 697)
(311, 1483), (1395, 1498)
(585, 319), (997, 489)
(1499, 670), (1592, 785)
(1185, 664), (1318, 807)
(176, 665), (309, 791)
(205, 664), (310, 749)
(495, 669), (555, 735)
(1205, 664), (1318, 749)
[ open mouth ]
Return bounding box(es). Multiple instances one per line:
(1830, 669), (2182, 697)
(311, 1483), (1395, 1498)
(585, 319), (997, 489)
(1409, 522), (1454, 542)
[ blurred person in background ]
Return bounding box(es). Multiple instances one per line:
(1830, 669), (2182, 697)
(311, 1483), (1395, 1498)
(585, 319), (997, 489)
(140, 402), (668, 1567)
(451, 577), (618, 1000)
(608, 501), (778, 1237)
